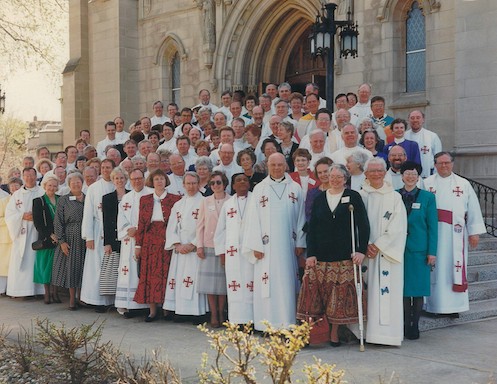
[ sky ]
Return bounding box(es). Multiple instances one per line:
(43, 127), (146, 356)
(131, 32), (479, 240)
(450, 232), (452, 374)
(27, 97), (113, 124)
(2, 71), (62, 122)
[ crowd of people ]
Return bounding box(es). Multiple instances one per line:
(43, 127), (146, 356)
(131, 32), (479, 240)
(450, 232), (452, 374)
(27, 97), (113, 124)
(0, 82), (486, 347)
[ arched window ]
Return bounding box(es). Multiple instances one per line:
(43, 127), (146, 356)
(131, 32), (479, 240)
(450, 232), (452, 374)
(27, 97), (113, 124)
(171, 52), (181, 104)
(406, 1), (426, 92)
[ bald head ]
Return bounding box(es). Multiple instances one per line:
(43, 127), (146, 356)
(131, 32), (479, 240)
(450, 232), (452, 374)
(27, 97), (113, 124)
(267, 152), (287, 179)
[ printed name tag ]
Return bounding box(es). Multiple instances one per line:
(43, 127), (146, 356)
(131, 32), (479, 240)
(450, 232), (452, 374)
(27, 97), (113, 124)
(308, 178), (316, 186)
(69, 196), (77, 201)
(341, 196), (350, 204)
(412, 203), (421, 209)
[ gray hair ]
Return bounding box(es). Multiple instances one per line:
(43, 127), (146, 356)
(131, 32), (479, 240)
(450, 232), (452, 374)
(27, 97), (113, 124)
(278, 82), (291, 92)
(364, 157), (387, 172)
(279, 120), (294, 135)
(67, 171), (84, 185)
(347, 151), (370, 171)
(199, 106), (212, 115)
(183, 171), (200, 183)
(195, 156), (213, 172)
(328, 163), (350, 180)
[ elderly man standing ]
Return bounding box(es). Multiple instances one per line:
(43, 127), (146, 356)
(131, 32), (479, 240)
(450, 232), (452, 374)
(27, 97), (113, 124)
(243, 153), (306, 331)
(5, 168), (45, 297)
(360, 158), (407, 346)
(331, 124), (373, 166)
(349, 83), (373, 122)
(424, 152), (485, 317)
(166, 154), (186, 196)
(213, 143), (243, 194)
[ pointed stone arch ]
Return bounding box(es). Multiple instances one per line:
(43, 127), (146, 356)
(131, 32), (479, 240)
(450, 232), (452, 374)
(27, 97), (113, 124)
(154, 33), (187, 66)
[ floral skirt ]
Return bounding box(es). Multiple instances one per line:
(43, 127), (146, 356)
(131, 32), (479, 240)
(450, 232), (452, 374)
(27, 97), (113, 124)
(297, 260), (366, 324)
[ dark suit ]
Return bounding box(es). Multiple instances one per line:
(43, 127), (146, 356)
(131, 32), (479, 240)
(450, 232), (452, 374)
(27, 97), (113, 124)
(307, 189), (370, 262)
(32, 195), (56, 249)
(102, 190), (129, 252)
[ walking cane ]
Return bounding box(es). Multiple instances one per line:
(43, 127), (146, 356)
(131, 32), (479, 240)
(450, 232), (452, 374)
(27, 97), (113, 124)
(349, 204), (365, 352)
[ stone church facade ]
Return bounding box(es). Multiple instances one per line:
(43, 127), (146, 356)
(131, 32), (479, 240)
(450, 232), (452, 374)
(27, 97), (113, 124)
(62, 0), (497, 186)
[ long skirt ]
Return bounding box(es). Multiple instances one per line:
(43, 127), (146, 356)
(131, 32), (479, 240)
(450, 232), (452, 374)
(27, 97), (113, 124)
(99, 250), (120, 295)
(196, 247), (227, 295)
(34, 248), (55, 284)
(297, 260), (366, 325)
(133, 222), (170, 304)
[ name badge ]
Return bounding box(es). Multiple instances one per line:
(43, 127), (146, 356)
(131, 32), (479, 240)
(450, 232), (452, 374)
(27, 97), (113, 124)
(208, 205), (216, 212)
(69, 196), (77, 201)
(341, 196), (350, 204)
(308, 178), (316, 186)
(412, 203), (421, 209)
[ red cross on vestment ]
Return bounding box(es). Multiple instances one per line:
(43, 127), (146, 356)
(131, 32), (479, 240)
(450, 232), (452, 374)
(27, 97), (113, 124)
(455, 261), (462, 272)
(453, 187), (464, 197)
(259, 196), (268, 207)
(124, 237), (130, 245)
(262, 272), (269, 284)
(15, 199), (23, 208)
(227, 208), (237, 218)
(228, 280), (241, 291)
(420, 145), (430, 154)
(288, 192), (297, 203)
(192, 209), (199, 219)
(169, 278), (176, 289)
(246, 281), (254, 292)
(121, 266), (129, 275)
(226, 246), (237, 256)
(183, 276), (193, 287)
(122, 202), (132, 211)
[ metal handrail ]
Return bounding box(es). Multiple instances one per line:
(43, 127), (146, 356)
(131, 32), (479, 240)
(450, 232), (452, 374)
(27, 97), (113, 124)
(464, 176), (497, 237)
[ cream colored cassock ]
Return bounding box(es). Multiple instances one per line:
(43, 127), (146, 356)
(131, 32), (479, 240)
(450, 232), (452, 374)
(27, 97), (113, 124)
(80, 178), (115, 305)
(164, 192), (208, 315)
(360, 180), (407, 346)
(0, 190), (12, 294)
(243, 174), (306, 331)
(424, 173), (485, 314)
(214, 192), (255, 324)
(5, 186), (45, 297)
(114, 186), (153, 310)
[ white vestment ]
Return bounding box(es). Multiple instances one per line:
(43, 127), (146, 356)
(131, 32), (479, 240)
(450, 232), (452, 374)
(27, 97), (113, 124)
(80, 178), (115, 305)
(157, 138), (177, 154)
(423, 174), (485, 313)
(331, 146), (373, 166)
(405, 127), (442, 178)
(114, 186), (153, 310)
(96, 137), (118, 159)
(166, 173), (186, 196)
(360, 180), (407, 346)
(243, 174), (306, 331)
(164, 193), (208, 315)
(349, 101), (372, 122)
(5, 186), (45, 297)
(214, 193), (255, 324)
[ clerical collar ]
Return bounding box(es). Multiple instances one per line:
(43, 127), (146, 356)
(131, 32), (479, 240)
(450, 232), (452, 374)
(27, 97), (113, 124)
(270, 175), (285, 183)
(394, 138), (405, 144)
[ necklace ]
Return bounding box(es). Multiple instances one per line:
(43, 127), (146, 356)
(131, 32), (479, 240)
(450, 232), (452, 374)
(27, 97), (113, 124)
(270, 183), (287, 200)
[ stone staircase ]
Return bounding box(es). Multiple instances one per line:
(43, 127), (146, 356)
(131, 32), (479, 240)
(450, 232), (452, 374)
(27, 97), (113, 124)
(420, 234), (497, 331)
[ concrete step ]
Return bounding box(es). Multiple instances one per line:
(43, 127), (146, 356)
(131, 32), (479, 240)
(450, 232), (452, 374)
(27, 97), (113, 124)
(473, 235), (497, 251)
(468, 250), (497, 267)
(419, 298), (497, 332)
(467, 263), (497, 283)
(469, 280), (497, 301)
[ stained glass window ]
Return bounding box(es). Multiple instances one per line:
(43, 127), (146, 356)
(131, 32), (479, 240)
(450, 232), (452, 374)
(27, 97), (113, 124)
(406, 1), (426, 92)
(171, 52), (181, 104)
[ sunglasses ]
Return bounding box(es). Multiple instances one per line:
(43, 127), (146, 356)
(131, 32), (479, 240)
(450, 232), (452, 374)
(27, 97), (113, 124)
(209, 180), (223, 186)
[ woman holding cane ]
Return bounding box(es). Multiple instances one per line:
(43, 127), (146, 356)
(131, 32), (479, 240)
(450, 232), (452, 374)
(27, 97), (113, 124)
(297, 164), (370, 347)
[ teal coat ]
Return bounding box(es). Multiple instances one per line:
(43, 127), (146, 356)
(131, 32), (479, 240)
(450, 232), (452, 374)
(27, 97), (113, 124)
(401, 189), (438, 297)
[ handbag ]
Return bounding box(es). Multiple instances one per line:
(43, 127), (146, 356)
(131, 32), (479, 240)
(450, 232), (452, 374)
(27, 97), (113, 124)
(31, 197), (56, 251)
(302, 267), (330, 345)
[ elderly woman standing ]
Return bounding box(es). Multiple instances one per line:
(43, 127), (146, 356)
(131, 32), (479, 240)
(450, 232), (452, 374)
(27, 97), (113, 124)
(195, 156), (214, 196)
(32, 175), (59, 304)
(101, 167), (129, 297)
(346, 151), (370, 192)
(236, 148), (265, 191)
(195, 171), (230, 327)
(297, 164), (370, 346)
(52, 172), (87, 310)
(134, 169), (181, 322)
(400, 161), (437, 340)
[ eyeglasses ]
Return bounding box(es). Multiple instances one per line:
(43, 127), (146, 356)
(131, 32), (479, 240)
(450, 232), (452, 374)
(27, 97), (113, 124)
(436, 161), (452, 166)
(210, 180), (223, 186)
(329, 175), (345, 180)
(403, 171), (418, 177)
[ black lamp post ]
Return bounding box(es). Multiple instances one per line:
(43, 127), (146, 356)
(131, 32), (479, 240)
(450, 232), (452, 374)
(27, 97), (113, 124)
(310, 2), (359, 111)
(0, 84), (5, 115)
